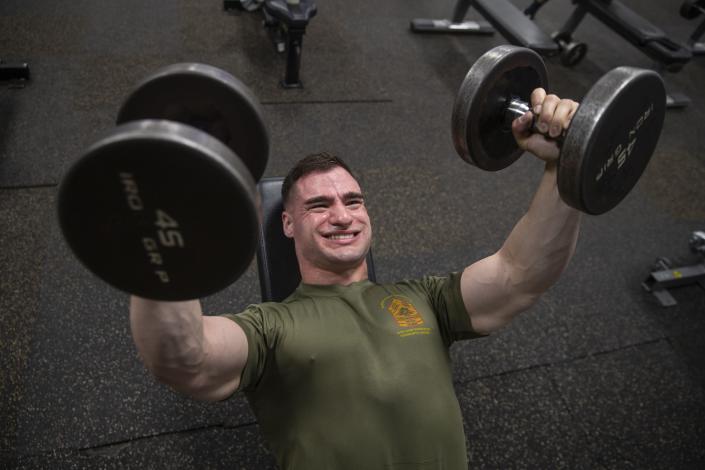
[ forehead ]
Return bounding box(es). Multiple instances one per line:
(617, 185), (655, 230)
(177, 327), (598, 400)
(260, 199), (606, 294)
(293, 167), (362, 201)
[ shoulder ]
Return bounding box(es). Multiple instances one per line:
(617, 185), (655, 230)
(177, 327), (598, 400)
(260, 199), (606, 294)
(223, 294), (321, 326)
(385, 273), (460, 296)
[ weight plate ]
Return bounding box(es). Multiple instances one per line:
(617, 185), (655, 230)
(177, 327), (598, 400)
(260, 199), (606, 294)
(452, 45), (549, 171)
(559, 67), (666, 215)
(117, 63), (269, 182)
(58, 120), (259, 301)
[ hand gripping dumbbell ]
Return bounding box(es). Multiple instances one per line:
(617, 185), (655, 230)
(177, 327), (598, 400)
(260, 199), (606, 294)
(58, 64), (269, 301)
(452, 45), (667, 215)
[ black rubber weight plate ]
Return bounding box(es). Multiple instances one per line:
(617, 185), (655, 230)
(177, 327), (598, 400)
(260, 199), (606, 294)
(58, 121), (259, 301)
(452, 45), (548, 171)
(117, 63), (269, 182)
(558, 67), (666, 215)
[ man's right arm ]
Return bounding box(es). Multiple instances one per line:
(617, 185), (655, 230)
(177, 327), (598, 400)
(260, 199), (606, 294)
(129, 296), (248, 402)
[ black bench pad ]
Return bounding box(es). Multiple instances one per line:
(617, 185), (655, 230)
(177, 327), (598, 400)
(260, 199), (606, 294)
(474, 0), (559, 53)
(579, 0), (691, 67)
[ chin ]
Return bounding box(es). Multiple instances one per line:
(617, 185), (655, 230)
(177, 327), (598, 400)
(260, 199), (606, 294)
(323, 249), (368, 270)
(329, 253), (365, 267)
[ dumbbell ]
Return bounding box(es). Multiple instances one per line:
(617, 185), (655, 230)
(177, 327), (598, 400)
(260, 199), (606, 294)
(451, 45), (666, 215)
(58, 63), (269, 301)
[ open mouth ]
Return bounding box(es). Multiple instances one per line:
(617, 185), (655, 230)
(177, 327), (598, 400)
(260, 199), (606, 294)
(324, 231), (359, 241)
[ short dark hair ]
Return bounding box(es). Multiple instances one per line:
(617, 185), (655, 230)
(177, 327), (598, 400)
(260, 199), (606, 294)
(281, 152), (357, 207)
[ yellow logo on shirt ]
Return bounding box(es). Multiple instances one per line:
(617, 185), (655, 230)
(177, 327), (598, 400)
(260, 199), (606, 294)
(383, 296), (424, 327)
(380, 296), (431, 338)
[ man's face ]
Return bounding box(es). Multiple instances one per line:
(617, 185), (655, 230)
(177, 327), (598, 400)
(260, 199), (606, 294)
(282, 166), (372, 274)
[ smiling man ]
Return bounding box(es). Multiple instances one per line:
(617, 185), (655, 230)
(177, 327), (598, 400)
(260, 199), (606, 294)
(129, 90), (582, 469)
(281, 157), (372, 284)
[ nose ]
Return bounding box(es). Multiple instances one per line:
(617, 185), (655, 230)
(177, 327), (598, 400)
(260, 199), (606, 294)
(329, 202), (352, 226)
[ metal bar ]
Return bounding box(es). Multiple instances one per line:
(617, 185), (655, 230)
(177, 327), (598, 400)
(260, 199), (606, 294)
(451, 0), (473, 23)
(282, 28), (304, 88)
(555, 4), (588, 37)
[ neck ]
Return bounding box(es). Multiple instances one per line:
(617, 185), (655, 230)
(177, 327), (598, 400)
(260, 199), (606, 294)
(299, 260), (369, 286)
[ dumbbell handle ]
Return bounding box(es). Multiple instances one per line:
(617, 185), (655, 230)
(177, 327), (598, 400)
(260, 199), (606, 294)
(503, 97), (566, 143)
(503, 98), (531, 128)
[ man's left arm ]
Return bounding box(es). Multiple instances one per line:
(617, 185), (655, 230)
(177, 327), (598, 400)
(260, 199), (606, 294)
(459, 90), (582, 335)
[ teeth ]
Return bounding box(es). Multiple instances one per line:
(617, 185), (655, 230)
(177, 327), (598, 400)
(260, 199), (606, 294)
(328, 233), (355, 240)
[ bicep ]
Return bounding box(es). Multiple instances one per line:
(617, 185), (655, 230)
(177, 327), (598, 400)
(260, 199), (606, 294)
(460, 252), (538, 334)
(191, 316), (249, 401)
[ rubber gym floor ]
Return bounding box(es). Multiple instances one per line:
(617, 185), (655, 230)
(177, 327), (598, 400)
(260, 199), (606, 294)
(2, 0), (705, 468)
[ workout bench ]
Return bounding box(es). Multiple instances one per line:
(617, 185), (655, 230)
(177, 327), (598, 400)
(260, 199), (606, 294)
(643, 231), (705, 307)
(224, 0), (317, 88)
(412, 0), (692, 108)
(553, 0), (692, 107)
(681, 0), (705, 56)
(412, 0), (559, 55)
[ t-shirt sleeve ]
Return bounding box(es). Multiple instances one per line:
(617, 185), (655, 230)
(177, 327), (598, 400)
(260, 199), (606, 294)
(221, 305), (278, 392)
(415, 272), (487, 346)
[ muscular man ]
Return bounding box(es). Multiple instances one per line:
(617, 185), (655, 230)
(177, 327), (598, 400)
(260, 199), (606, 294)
(130, 89), (581, 469)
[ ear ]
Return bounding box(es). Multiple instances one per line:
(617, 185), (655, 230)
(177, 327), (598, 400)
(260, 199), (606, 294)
(282, 210), (294, 239)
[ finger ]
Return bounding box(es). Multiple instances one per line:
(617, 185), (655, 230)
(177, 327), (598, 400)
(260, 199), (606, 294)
(511, 111), (534, 149)
(530, 88), (547, 115)
(536, 94), (559, 135)
(549, 99), (577, 138)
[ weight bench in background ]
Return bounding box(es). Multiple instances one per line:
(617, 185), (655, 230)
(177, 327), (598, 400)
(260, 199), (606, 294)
(262, 0), (317, 88)
(224, 0), (317, 88)
(681, 0), (705, 56)
(642, 231), (705, 307)
(256, 177), (376, 303)
(412, 0), (559, 55)
(412, 0), (692, 108)
(552, 0), (692, 107)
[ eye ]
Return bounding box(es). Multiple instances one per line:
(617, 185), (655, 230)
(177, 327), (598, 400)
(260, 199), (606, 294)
(308, 204), (327, 212)
(347, 199), (364, 209)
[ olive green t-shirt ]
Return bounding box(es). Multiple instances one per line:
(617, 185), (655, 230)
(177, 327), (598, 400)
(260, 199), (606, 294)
(224, 273), (483, 469)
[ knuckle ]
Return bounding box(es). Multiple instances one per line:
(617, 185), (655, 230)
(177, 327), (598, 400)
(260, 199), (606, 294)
(546, 94), (559, 102)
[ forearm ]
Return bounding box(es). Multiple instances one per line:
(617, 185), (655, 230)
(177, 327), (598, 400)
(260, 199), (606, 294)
(129, 297), (206, 382)
(460, 92), (581, 334)
(499, 162), (581, 296)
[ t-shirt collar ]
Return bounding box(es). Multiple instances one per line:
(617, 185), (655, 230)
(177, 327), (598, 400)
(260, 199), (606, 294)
(296, 279), (374, 297)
